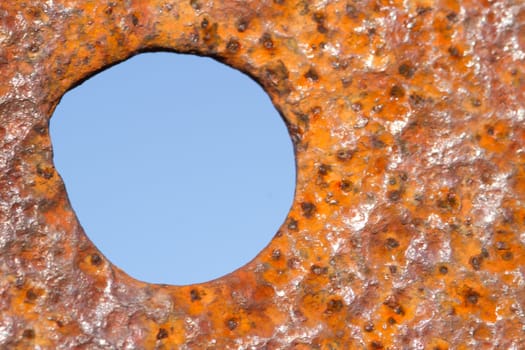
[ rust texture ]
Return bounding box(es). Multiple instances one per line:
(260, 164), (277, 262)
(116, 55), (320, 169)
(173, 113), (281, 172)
(1, 0), (524, 348)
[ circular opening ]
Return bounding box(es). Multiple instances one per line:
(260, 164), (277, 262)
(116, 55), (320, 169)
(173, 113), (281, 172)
(50, 52), (296, 285)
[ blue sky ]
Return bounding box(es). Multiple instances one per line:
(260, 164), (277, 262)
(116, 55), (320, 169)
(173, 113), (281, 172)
(50, 52), (295, 285)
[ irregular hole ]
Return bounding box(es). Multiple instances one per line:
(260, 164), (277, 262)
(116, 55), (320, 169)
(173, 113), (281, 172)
(50, 52), (296, 285)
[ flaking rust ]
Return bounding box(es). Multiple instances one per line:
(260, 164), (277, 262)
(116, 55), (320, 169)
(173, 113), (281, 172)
(0, 0), (524, 348)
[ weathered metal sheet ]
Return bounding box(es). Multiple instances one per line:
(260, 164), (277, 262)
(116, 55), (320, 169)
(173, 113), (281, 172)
(0, 0), (524, 348)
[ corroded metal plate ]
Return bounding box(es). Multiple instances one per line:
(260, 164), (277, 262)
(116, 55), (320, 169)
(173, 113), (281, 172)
(0, 0), (524, 348)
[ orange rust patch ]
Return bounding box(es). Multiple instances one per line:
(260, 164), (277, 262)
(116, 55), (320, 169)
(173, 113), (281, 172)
(0, 0), (524, 348)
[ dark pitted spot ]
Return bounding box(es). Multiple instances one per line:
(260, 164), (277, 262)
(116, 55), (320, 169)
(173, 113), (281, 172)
(287, 257), (301, 269)
(398, 63), (415, 78)
(469, 255), (483, 270)
(439, 265), (448, 274)
(351, 102), (363, 112)
(156, 328), (169, 340)
(131, 14), (139, 26)
(304, 68), (319, 82)
(409, 94), (424, 107)
(22, 329), (35, 339)
(202, 22), (219, 48)
(387, 316), (396, 324)
(364, 322), (374, 332)
(312, 12), (327, 33)
(400, 172), (408, 181)
(447, 192), (457, 206)
(389, 265), (397, 274)
(273, 0), (284, 4)
(448, 46), (461, 58)
(371, 341), (384, 349)
(297, 0), (309, 15)
(226, 318), (238, 330)
(90, 253), (102, 266)
(471, 98), (481, 107)
(481, 171), (492, 183)
(190, 0), (201, 10)
(387, 190), (401, 202)
(388, 177), (397, 185)
(372, 104), (384, 113)
(312, 12), (325, 23)
(465, 289), (480, 305)
(15, 277), (24, 289)
(336, 148), (354, 161)
(190, 31), (199, 44)
(384, 297), (405, 315)
(371, 136), (386, 149)
(201, 18), (209, 28)
(288, 218), (298, 231)
(261, 33), (274, 49)
(271, 249), (281, 260)
(293, 111), (309, 126)
(318, 163), (331, 176)
(261, 60), (291, 96)
(502, 208), (515, 223)
(340, 180), (353, 192)
(33, 124), (47, 135)
(38, 198), (57, 213)
(325, 299), (344, 313)
(311, 106), (322, 115)
(385, 238), (400, 249)
(496, 241), (509, 250)
(390, 85), (405, 98)
(324, 193), (338, 205)
(226, 39), (240, 53)
(301, 202), (316, 218)
(353, 115), (369, 129)
(394, 306), (404, 315)
(486, 125), (495, 136)
(190, 289), (201, 301)
(310, 264), (328, 275)
(346, 4), (358, 19)
(446, 12), (458, 22)
(36, 164), (54, 179)
(341, 77), (352, 87)
(236, 19), (248, 32)
(502, 251), (513, 261)
(437, 192), (457, 210)
(317, 25), (328, 34)
(26, 289), (38, 301)
(331, 58), (349, 70)
(416, 6), (432, 15)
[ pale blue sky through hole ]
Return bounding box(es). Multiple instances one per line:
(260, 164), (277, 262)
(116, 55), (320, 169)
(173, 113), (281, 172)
(50, 52), (296, 285)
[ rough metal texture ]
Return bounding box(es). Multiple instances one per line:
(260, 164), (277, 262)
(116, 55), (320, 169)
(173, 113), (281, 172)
(0, 0), (524, 348)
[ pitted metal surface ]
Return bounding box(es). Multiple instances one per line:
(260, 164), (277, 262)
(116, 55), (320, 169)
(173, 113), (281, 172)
(0, 0), (524, 348)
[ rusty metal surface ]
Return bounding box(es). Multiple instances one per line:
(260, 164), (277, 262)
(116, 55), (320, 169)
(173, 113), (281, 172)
(0, 0), (524, 348)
